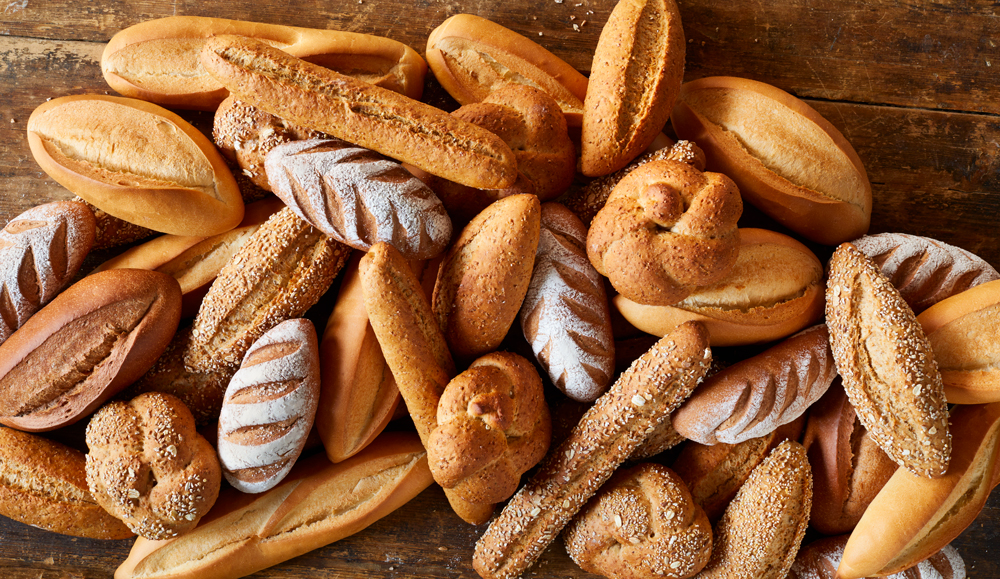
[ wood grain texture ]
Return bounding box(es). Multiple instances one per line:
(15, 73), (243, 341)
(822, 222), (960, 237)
(1, 0), (999, 577)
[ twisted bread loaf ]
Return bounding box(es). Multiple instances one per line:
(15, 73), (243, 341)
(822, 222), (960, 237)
(587, 160), (742, 306)
(426, 351), (551, 504)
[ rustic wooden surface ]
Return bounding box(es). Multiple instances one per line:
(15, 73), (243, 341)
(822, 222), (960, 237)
(1, 0), (999, 578)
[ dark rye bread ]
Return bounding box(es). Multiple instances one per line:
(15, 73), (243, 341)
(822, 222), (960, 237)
(200, 35), (517, 190)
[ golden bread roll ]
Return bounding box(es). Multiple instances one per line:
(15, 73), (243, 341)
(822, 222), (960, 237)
(426, 14), (589, 126)
(200, 35), (517, 190)
(790, 535), (966, 579)
(853, 232), (1000, 314)
(564, 463), (713, 579)
(114, 432), (433, 579)
(801, 382), (897, 535)
(581, 0), (686, 176)
(0, 269), (181, 432)
(426, 351), (551, 504)
(838, 402), (1000, 579)
(85, 392), (221, 539)
(473, 322), (712, 579)
(672, 324), (836, 445)
(615, 228), (825, 346)
(0, 200), (96, 344)
(587, 159), (742, 306)
(826, 242), (951, 478)
(917, 279), (1000, 403)
(27, 95), (244, 237)
(697, 440), (812, 579)
(671, 76), (871, 245)
(0, 426), (133, 539)
(433, 194), (541, 362)
(102, 15), (427, 109)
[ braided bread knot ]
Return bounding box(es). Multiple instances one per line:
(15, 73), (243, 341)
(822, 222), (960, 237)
(587, 160), (742, 306)
(426, 351), (551, 504)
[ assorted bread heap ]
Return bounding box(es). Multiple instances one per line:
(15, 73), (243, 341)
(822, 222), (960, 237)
(1, 3), (997, 579)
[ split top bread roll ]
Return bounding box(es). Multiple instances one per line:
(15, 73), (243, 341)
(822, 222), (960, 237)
(27, 95), (244, 237)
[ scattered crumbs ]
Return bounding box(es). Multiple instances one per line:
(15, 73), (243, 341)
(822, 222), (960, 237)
(437, 546), (448, 552)
(42, 557), (54, 565)
(570, 15), (576, 20)
(539, 32), (543, 36)
(573, 24), (579, 31)
(555, 0), (563, 3)
(988, 60), (992, 67)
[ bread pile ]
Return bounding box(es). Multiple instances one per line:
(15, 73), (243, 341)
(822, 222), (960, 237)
(2, 3), (996, 579)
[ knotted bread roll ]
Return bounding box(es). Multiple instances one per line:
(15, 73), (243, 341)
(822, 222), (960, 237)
(587, 160), (742, 307)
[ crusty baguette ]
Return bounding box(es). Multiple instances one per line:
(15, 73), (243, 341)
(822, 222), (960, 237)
(789, 535), (966, 579)
(200, 35), (517, 190)
(103, 15), (427, 108)
(114, 431), (433, 579)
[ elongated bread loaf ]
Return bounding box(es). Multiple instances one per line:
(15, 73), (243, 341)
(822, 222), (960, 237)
(789, 535), (966, 579)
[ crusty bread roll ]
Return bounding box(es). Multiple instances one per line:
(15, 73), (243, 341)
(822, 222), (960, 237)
(200, 35), (517, 190)
(615, 228), (825, 346)
(73, 196), (157, 250)
(564, 463), (713, 579)
(826, 242), (951, 478)
(790, 535), (966, 579)
(917, 279), (1000, 404)
(520, 203), (615, 403)
(837, 402), (1000, 579)
(114, 432), (432, 579)
(426, 14), (589, 126)
(697, 440), (812, 579)
(86, 392), (221, 539)
(853, 232), (1000, 314)
(0, 269), (181, 432)
(218, 318), (320, 494)
(671, 76), (872, 245)
(433, 194), (541, 362)
(27, 95), (244, 237)
(581, 0), (686, 176)
(0, 426), (133, 539)
(672, 324), (836, 445)
(102, 15), (427, 109)
(316, 254), (400, 463)
(264, 138), (453, 259)
(588, 159), (742, 306)
(0, 201), (96, 345)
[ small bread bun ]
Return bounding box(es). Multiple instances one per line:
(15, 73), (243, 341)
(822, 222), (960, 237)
(671, 76), (871, 245)
(917, 279), (1000, 404)
(615, 228), (825, 346)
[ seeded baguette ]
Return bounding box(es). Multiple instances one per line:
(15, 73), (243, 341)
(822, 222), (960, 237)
(201, 34), (517, 190)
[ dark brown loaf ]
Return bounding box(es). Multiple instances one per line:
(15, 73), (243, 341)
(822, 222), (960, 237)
(0, 426), (133, 539)
(0, 269), (181, 432)
(0, 200), (96, 344)
(218, 318), (320, 494)
(200, 35), (517, 190)
(264, 138), (453, 259)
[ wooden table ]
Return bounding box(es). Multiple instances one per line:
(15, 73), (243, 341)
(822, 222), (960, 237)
(1, 1), (998, 578)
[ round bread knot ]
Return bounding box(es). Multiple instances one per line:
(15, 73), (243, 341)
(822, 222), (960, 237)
(84, 392), (221, 540)
(426, 351), (551, 504)
(587, 160), (743, 306)
(564, 463), (713, 579)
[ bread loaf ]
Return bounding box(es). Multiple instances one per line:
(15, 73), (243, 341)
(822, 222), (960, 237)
(265, 138), (453, 259)
(103, 15), (427, 109)
(826, 242), (951, 478)
(218, 318), (320, 494)
(0, 200), (96, 344)
(426, 14), (589, 126)
(86, 391), (221, 539)
(581, 0), (686, 176)
(114, 432), (433, 579)
(789, 535), (966, 579)
(73, 196), (157, 250)
(27, 95), (244, 237)
(0, 426), (133, 539)
(671, 76), (872, 245)
(917, 279), (1000, 403)
(0, 269), (181, 432)
(672, 324), (836, 445)
(200, 35), (517, 190)
(615, 228), (825, 346)
(520, 203), (615, 402)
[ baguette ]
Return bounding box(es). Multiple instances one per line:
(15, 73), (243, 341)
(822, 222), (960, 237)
(103, 15), (427, 109)
(200, 35), (517, 190)
(790, 535), (966, 579)
(114, 432), (433, 579)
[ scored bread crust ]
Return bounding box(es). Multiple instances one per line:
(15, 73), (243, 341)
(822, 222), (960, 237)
(826, 242), (951, 478)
